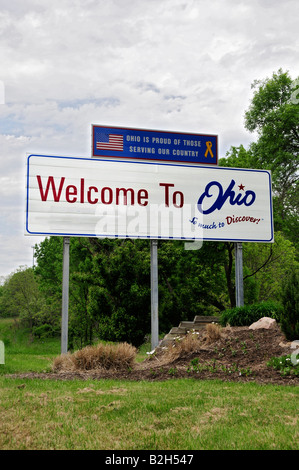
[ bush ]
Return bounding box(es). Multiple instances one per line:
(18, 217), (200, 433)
(267, 355), (299, 376)
(219, 301), (283, 327)
(205, 323), (222, 343)
(32, 324), (59, 339)
(52, 342), (137, 372)
(280, 269), (299, 341)
(161, 325), (223, 362)
(96, 310), (147, 348)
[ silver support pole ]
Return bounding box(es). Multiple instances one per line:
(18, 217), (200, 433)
(61, 237), (70, 354)
(150, 239), (159, 350)
(235, 242), (244, 307)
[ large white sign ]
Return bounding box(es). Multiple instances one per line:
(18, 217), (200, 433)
(25, 154), (274, 242)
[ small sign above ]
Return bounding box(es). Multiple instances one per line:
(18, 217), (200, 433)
(92, 125), (218, 165)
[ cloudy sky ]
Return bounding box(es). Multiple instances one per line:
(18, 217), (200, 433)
(0, 0), (298, 280)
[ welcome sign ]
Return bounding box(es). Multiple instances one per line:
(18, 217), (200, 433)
(25, 154), (274, 243)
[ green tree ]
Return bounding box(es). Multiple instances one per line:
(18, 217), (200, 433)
(280, 268), (299, 340)
(33, 236), (234, 346)
(219, 71), (299, 305)
(219, 144), (253, 170)
(157, 240), (233, 316)
(244, 69), (299, 249)
(34, 237), (151, 348)
(221, 70), (299, 252)
(0, 267), (46, 329)
(84, 238), (151, 347)
(243, 232), (299, 303)
(34, 236), (96, 348)
(33, 237), (63, 330)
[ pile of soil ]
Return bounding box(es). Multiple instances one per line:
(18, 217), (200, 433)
(9, 324), (299, 386)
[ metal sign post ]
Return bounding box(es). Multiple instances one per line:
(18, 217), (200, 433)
(235, 242), (244, 307)
(151, 239), (159, 350)
(61, 237), (70, 354)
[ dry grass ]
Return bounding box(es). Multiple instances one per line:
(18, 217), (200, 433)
(205, 323), (222, 343)
(162, 331), (201, 362)
(52, 342), (137, 372)
(162, 324), (223, 362)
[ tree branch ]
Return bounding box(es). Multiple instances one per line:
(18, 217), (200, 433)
(243, 246), (273, 281)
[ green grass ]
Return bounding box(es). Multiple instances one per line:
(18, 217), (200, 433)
(0, 318), (60, 374)
(0, 318), (298, 450)
(0, 376), (298, 450)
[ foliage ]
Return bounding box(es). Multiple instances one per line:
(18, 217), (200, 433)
(280, 269), (299, 340)
(34, 237), (151, 347)
(32, 236), (238, 347)
(246, 70), (298, 251)
(244, 69), (298, 187)
(219, 144), (253, 170)
(221, 70), (299, 254)
(157, 240), (231, 324)
(186, 358), (254, 377)
(219, 301), (283, 327)
(4, 233), (296, 347)
(83, 238), (151, 347)
(0, 267), (47, 329)
(0, 317), (60, 374)
(242, 232), (299, 303)
(32, 324), (59, 339)
(267, 355), (299, 376)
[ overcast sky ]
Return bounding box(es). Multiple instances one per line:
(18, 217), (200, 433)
(0, 0), (298, 281)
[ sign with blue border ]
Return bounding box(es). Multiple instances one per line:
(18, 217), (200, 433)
(92, 125), (218, 165)
(25, 154), (273, 243)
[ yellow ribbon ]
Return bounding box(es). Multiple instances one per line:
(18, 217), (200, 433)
(204, 141), (214, 158)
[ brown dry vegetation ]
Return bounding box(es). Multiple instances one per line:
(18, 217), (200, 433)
(52, 342), (137, 372)
(12, 323), (299, 387)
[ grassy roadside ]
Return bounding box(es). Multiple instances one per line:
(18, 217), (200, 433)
(1, 376), (298, 450)
(0, 318), (298, 450)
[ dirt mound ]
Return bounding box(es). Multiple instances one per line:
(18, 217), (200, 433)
(8, 324), (299, 386)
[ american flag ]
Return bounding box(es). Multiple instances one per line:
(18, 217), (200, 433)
(96, 132), (123, 151)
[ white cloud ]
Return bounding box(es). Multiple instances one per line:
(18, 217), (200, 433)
(0, 0), (298, 277)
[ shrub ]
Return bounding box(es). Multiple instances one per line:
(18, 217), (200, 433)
(206, 323), (222, 343)
(280, 269), (299, 341)
(267, 355), (299, 376)
(52, 342), (137, 372)
(162, 325), (223, 362)
(219, 301), (283, 327)
(162, 330), (202, 362)
(52, 352), (75, 372)
(32, 324), (59, 339)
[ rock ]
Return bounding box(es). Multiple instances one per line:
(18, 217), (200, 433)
(279, 341), (292, 348)
(249, 317), (277, 330)
(291, 340), (299, 350)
